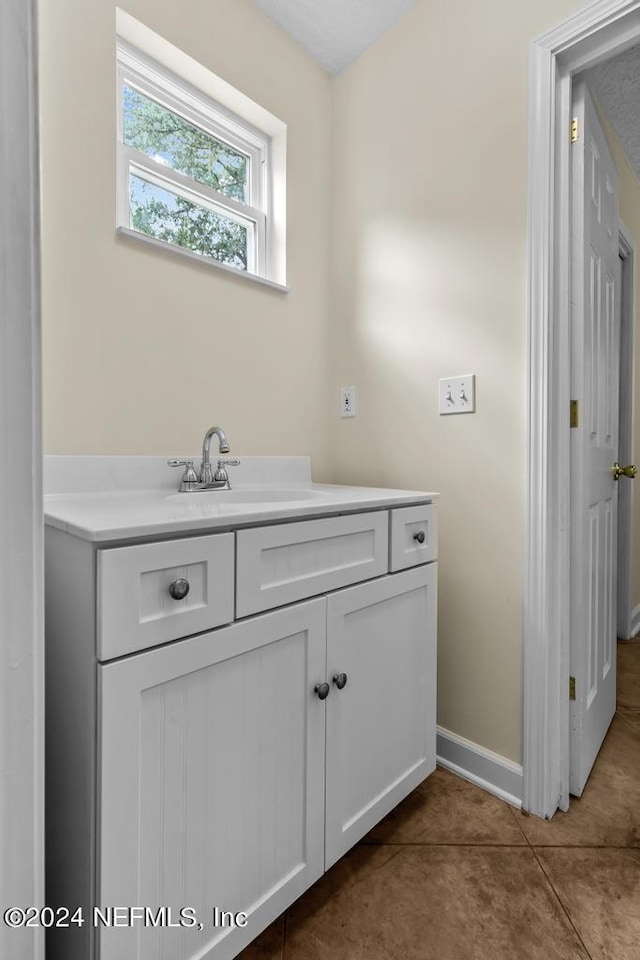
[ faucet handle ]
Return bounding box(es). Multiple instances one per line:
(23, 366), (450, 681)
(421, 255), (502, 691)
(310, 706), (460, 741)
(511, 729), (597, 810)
(167, 459), (199, 484)
(214, 458), (240, 486)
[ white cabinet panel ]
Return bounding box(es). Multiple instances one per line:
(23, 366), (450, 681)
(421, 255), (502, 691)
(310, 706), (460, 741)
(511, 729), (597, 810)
(97, 533), (234, 660)
(98, 599), (326, 960)
(325, 565), (437, 867)
(236, 512), (388, 618)
(389, 504), (436, 571)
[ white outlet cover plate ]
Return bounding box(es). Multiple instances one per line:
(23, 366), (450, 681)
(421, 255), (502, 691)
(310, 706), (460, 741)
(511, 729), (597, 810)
(340, 385), (357, 418)
(439, 374), (476, 415)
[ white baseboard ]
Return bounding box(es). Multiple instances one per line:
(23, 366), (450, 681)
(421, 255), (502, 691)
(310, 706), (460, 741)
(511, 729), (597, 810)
(630, 604), (640, 640)
(436, 726), (523, 809)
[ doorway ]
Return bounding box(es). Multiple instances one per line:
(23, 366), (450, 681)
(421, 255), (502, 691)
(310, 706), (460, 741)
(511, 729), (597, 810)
(524, 0), (640, 820)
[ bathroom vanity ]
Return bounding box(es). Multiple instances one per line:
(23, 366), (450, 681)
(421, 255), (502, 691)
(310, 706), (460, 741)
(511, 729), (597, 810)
(44, 457), (438, 960)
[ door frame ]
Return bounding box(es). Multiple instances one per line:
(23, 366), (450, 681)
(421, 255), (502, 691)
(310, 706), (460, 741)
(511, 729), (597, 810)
(617, 221), (635, 641)
(525, 0), (640, 819)
(0, 0), (44, 956)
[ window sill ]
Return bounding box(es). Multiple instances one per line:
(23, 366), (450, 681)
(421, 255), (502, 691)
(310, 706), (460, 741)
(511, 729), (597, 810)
(116, 226), (289, 293)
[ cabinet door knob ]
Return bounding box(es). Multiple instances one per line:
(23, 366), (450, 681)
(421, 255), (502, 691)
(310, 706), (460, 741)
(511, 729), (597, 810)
(333, 673), (348, 690)
(413, 530), (426, 544)
(169, 578), (190, 600)
(314, 682), (330, 700)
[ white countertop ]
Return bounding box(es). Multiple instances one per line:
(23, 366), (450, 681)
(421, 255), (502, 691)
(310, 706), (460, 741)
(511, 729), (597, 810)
(43, 457), (437, 542)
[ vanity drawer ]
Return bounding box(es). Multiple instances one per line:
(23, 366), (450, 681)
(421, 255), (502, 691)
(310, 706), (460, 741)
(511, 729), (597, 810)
(236, 512), (389, 617)
(390, 504), (436, 571)
(97, 533), (234, 660)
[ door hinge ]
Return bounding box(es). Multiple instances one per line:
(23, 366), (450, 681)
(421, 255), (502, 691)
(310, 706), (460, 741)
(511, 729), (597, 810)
(570, 400), (579, 428)
(569, 676), (576, 700)
(571, 117), (579, 142)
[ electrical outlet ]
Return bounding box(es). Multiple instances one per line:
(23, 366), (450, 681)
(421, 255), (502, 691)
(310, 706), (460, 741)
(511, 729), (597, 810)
(439, 375), (476, 415)
(340, 385), (357, 418)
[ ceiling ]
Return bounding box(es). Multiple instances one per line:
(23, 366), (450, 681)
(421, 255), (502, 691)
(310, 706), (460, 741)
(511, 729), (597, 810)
(585, 45), (640, 180)
(253, 0), (422, 74)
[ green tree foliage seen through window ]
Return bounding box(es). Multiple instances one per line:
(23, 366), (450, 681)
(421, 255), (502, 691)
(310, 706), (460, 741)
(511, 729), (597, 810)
(124, 85), (250, 269)
(130, 176), (248, 269)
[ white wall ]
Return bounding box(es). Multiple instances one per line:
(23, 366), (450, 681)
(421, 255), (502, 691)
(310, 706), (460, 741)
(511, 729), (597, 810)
(329, 0), (583, 761)
(39, 0), (333, 474)
(0, 1), (44, 957)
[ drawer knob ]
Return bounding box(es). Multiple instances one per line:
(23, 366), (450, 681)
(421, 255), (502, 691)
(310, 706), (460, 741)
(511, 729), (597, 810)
(333, 672), (348, 690)
(413, 530), (426, 544)
(314, 682), (330, 701)
(169, 578), (190, 601)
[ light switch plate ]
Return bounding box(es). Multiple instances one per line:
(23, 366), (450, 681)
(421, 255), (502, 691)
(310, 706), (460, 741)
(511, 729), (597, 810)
(439, 375), (476, 415)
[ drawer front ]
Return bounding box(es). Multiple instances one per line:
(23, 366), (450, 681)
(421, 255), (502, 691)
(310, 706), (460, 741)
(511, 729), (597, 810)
(98, 533), (234, 660)
(236, 512), (389, 617)
(390, 504), (436, 571)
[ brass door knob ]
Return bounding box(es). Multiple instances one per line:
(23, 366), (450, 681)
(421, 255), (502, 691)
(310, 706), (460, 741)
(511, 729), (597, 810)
(333, 673), (348, 690)
(612, 462), (638, 481)
(314, 683), (330, 700)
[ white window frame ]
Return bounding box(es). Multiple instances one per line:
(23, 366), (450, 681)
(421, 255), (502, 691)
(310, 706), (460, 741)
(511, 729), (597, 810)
(116, 40), (271, 279)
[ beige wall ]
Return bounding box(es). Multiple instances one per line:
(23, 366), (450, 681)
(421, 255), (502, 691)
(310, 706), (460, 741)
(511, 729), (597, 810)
(39, 0), (333, 472)
(41, 0), (601, 766)
(329, 0), (582, 761)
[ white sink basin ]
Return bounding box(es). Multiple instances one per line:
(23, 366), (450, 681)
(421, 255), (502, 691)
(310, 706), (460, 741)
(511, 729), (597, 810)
(165, 488), (329, 504)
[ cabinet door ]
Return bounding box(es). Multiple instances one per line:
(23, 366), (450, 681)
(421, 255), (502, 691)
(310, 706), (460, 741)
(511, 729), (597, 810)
(98, 599), (326, 960)
(325, 565), (437, 867)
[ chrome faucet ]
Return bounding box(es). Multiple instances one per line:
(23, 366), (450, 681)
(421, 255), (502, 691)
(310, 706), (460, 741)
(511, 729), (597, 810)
(199, 426), (230, 483)
(168, 426), (240, 492)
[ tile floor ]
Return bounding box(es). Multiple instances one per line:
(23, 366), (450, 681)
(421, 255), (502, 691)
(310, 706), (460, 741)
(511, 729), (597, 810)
(239, 641), (640, 960)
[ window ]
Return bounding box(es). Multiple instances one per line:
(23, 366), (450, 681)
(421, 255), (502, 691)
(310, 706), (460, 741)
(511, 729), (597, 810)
(116, 41), (271, 279)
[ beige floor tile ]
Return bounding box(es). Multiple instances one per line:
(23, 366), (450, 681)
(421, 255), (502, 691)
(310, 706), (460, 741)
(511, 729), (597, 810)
(537, 848), (640, 960)
(236, 916), (284, 960)
(236, 848), (404, 959)
(361, 767), (527, 846)
(617, 642), (640, 711)
(516, 716), (640, 846)
(243, 641), (640, 958)
(283, 845), (589, 960)
(617, 707), (640, 732)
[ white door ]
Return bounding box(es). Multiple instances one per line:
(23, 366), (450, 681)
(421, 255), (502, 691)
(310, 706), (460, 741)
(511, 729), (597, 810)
(570, 82), (621, 796)
(98, 599), (326, 960)
(325, 565), (436, 867)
